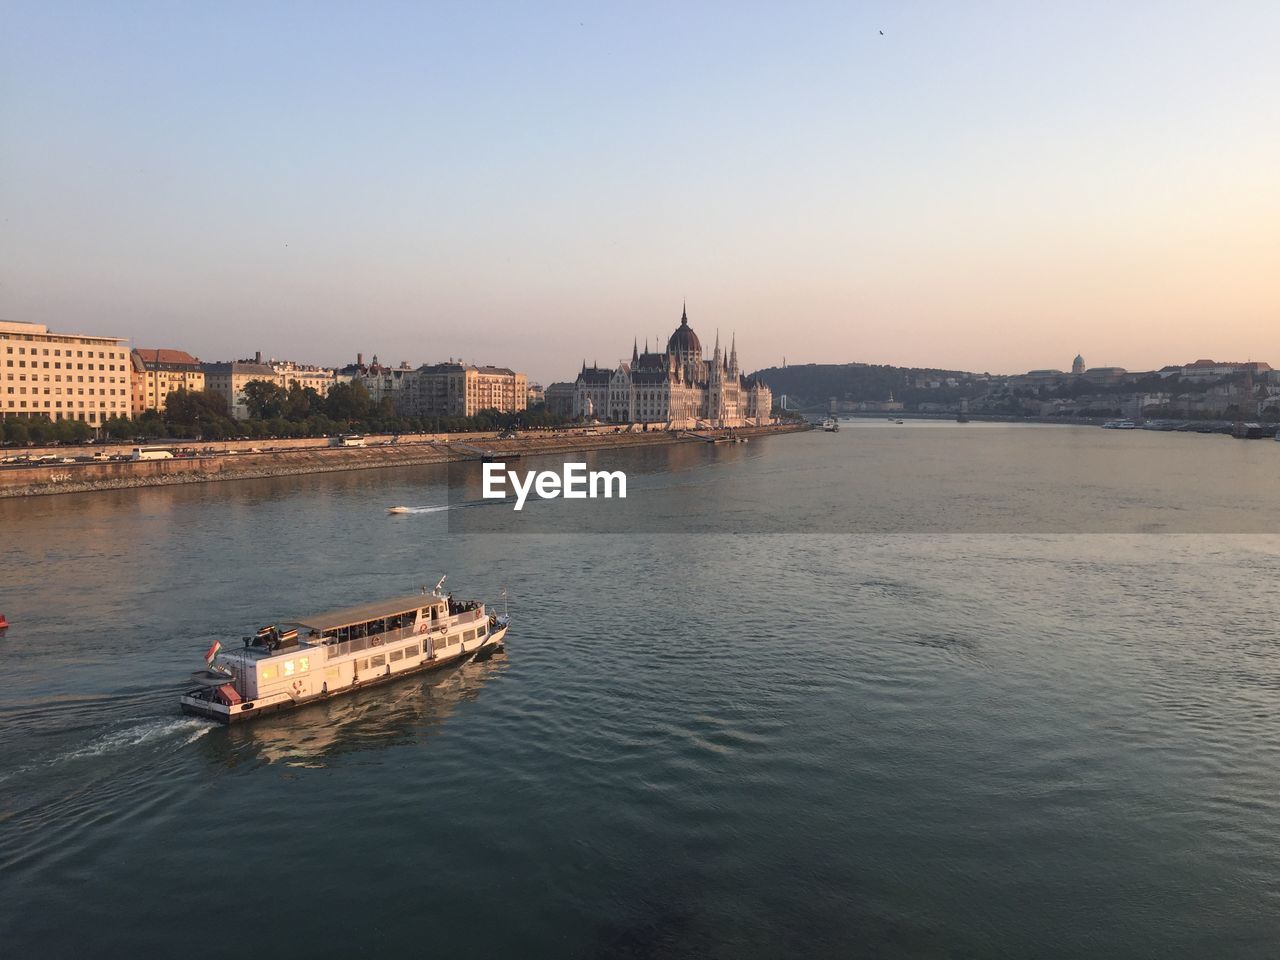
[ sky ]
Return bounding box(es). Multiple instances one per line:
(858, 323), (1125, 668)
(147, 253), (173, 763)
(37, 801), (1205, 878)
(2, 1), (1277, 385)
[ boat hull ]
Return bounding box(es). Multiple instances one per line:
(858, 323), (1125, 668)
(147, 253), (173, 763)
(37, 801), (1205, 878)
(181, 626), (507, 724)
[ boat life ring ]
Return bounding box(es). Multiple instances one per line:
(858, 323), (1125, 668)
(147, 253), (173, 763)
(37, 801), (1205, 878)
(371, 637), (382, 647)
(292, 680), (303, 696)
(417, 623), (428, 635)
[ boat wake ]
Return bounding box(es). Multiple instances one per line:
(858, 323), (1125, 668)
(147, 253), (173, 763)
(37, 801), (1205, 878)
(387, 497), (520, 514)
(59, 716), (215, 763)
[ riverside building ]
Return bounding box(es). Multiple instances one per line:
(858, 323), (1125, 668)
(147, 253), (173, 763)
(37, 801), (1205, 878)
(130, 348), (205, 415)
(0, 319), (132, 425)
(571, 306), (773, 427)
(203, 352), (337, 419)
(399, 362), (528, 417)
(202, 359), (283, 419)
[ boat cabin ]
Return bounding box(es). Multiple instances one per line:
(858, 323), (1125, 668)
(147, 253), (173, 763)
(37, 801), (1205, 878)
(292, 594), (447, 645)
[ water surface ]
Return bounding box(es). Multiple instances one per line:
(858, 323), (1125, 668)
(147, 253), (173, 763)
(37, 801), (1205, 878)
(2, 423), (1279, 958)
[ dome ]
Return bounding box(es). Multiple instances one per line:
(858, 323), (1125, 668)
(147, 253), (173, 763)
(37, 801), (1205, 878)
(666, 305), (701, 357)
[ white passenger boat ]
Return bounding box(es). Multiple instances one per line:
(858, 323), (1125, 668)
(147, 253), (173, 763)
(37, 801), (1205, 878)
(181, 579), (509, 723)
(822, 418), (839, 432)
(1102, 419), (1138, 430)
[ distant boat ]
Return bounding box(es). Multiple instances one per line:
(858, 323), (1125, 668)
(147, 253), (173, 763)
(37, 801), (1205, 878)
(895, 419), (904, 425)
(387, 506), (412, 514)
(1102, 420), (1138, 430)
(0, 612), (8, 630)
(821, 418), (839, 432)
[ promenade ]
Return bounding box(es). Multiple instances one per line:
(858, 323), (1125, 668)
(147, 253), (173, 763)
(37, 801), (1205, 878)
(0, 422), (807, 498)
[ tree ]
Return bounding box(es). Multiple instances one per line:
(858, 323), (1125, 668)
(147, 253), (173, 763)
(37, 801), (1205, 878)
(165, 389), (229, 424)
(27, 415), (54, 444)
(4, 418), (29, 445)
(282, 382), (320, 421)
(241, 379), (288, 420)
(325, 380), (372, 422)
(54, 418), (91, 442)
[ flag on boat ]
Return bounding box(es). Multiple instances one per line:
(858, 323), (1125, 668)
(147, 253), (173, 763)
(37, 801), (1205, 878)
(205, 640), (222, 665)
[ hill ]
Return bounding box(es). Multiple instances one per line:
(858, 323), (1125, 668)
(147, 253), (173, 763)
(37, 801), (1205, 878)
(750, 362), (988, 410)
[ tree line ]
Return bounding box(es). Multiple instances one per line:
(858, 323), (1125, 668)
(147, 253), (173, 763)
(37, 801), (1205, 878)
(0, 379), (570, 445)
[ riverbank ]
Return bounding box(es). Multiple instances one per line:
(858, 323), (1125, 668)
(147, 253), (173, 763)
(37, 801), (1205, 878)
(0, 422), (808, 498)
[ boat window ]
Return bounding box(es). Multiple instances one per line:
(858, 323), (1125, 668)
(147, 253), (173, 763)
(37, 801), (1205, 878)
(478, 624), (487, 636)
(359, 659), (369, 671)
(463, 629), (476, 642)
(282, 661), (295, 677)
(370, 654), (385, 668)
(261, 666), (276, 681)
(405, 645), (419, 657)
(390, 649), (403, 662)
(298, 657), (309, 673)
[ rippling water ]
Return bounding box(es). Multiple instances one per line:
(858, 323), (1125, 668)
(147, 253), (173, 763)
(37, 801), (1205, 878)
(2, 424), (1280, 958)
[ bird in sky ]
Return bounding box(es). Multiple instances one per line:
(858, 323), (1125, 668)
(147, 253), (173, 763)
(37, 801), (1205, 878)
(880, 29), (884, 35)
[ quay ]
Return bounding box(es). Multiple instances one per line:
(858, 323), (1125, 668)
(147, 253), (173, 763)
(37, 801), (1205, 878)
(0, 422), (808, 498)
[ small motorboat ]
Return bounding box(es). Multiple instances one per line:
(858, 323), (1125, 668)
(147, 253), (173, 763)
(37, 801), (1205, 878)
(0, 612), (8, 631)
(387, 506), (413, 514)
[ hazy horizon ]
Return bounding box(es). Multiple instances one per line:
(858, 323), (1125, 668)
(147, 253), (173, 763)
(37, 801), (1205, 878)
(3, 2), (1277, 387)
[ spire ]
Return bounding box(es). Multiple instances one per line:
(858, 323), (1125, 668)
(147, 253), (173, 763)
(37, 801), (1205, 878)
(632, 338), (638, 363)
(681, 300), (688, 325)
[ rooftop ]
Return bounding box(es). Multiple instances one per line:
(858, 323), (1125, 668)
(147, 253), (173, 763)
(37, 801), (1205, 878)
(287, 592), (443, 632)
(134, 348), (202, 367)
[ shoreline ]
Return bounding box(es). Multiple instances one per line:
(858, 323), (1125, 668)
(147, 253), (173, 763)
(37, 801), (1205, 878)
(0, 423), (808, 498)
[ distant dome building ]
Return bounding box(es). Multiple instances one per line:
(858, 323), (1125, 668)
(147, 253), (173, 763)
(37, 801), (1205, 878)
(1072, 354), (1086, 376)
(572, 304), (772, 428)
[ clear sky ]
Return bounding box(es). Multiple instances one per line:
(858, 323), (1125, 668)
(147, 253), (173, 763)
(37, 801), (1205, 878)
(2, 1), (1277, 384)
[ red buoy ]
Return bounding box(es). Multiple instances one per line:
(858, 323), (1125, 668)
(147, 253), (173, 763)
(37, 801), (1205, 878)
(0, 613), (9, 630)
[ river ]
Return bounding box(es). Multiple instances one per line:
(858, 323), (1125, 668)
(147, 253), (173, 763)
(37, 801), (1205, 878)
(2, 421), (1279, 957)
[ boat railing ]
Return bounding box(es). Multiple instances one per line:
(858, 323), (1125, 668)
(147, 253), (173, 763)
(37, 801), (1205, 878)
(321, 607), (488, 661)
(324, 623), (422, 660)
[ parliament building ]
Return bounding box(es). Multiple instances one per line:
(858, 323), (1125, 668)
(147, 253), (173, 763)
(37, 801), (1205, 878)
(572, 306), (772, 428)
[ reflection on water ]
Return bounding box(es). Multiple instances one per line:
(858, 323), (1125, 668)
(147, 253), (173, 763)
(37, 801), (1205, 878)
(221, 652), (509, 768)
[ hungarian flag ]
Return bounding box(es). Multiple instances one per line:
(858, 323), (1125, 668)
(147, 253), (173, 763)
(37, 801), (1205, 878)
(205, 640), (222, 665)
